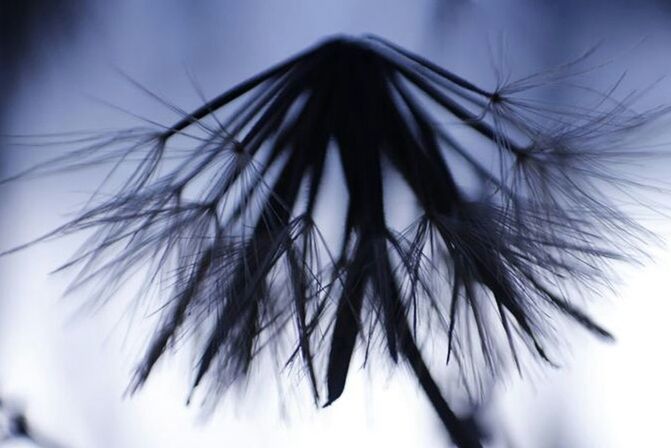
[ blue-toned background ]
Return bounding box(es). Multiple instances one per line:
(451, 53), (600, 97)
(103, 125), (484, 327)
(2, 1), (671, 446)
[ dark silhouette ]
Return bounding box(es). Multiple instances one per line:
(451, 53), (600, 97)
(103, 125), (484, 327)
(1, 35), (664, 447)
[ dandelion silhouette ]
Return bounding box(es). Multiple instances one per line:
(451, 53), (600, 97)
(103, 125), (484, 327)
(2, 35), (664, 447)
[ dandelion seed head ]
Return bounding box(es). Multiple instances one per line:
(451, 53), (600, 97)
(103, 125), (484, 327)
(2, 34), (667, 447)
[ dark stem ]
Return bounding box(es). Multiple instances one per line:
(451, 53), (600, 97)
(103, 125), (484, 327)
(399, 323), (483, 448)
(166, 43), (319, 137)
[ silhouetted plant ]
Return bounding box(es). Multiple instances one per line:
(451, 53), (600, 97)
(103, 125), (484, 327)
(2, 35), (665, 447)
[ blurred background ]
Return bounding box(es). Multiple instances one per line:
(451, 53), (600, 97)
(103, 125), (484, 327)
(1, 1), (671, 446)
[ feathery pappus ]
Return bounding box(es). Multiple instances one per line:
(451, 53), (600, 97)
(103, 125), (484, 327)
(2, 35), (666, 447)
